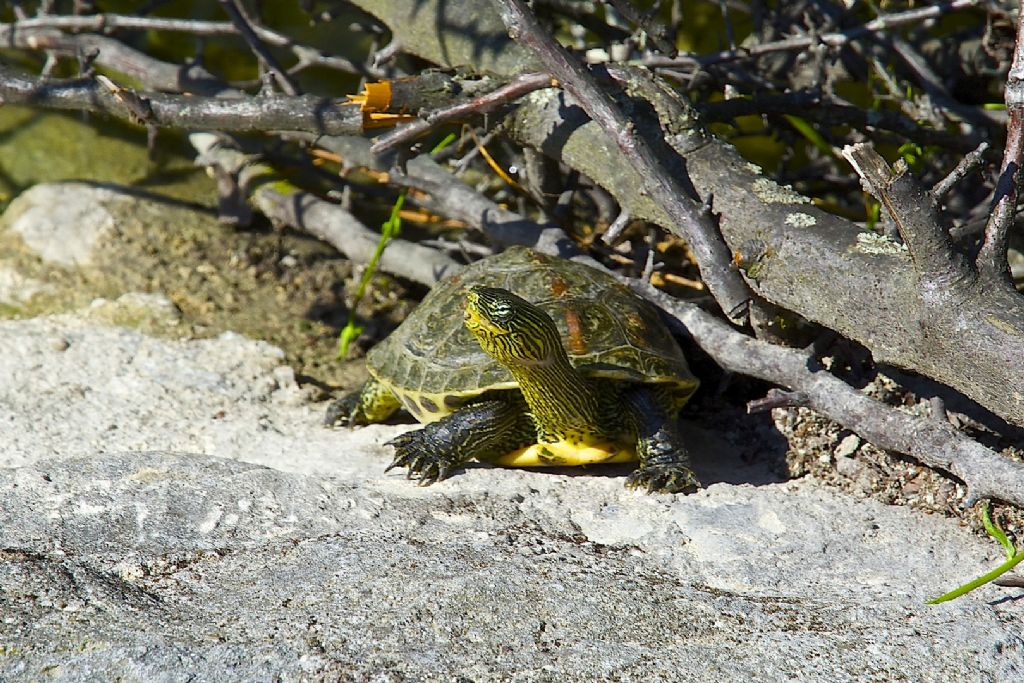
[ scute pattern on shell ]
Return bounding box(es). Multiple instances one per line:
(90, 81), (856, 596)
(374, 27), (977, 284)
(366, 247), (696, 418)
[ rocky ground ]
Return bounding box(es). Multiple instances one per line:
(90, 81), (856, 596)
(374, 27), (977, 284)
(1, 171), (1022, 680)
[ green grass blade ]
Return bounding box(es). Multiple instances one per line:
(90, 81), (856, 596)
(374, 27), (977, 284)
(337, 191), (406, 359)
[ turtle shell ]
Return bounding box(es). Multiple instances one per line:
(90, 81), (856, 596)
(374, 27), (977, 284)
(366, 246), (698, 422)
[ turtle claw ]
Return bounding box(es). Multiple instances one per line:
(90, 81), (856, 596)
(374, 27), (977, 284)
(625, 463), (700, 494)
(384, 430), (460, 485)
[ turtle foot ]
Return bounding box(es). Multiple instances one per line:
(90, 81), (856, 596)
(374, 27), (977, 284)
(625, 463), (700, 494)
(385, 430), (463, 485)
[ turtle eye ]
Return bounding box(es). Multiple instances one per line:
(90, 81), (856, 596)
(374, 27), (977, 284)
(489, 301), (514, 325)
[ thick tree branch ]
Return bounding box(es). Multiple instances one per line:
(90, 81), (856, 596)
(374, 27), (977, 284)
(842, 144), (977, 297)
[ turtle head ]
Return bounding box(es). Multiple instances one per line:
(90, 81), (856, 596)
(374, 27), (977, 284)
(464, 286), (562, 366)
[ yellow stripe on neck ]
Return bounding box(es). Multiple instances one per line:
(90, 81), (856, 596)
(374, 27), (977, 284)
(494, 440), (637, 467)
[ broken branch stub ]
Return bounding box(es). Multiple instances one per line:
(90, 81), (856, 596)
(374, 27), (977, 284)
(842, 143), (977, 299)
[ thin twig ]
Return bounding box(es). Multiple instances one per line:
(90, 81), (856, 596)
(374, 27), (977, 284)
(605, 0), (677, 57)
(602, 210), (631, 245)
(0, 16), (368, 80)
(644, 0), (982, 69)
(293, 132), (585, 258)
(701, 91), (977, 153)
(979, 1), (1024, 283)
(371, 72), (554, 154)
(6, 14), (238, 34)
(218, 0), (299, 96)
(883, 32), (996, 130)
(933, 142), (990, 200)
(747, 389), (811, 412)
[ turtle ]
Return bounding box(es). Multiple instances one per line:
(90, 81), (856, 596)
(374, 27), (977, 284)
(326, 246), (700, 493)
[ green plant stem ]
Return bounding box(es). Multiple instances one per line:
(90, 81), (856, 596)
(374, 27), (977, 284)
(927, 502), (1021, 604)
(928, 551), (1024, 604)
(337, 192), (406, 359)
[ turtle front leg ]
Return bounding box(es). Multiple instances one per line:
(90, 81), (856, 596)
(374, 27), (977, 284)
(386, 399), (534, 485)
(621, 386), (700, 494)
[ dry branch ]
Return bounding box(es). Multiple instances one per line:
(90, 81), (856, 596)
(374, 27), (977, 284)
(0, 64), (363, 135)
(370, 71), (554, 154)
(301, 134), (586, 260)
(3, 0), (1021, 503)
(643, 0), (983, 69)
(341, 0), (1024, 426)
(646, 287), (1024, 509)
(189, 134), (458, 286)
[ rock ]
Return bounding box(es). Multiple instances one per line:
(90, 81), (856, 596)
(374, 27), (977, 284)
(4, 183), (129, 267)
(81, 292), (184, 336)
(835, 433), (861, 458)
(0, 265), (56, 310)
(1, 307), (1022, 681)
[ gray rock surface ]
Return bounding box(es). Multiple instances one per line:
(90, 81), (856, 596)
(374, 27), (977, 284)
(4, 183), (128, 267)
(2, 300), (1022, 682)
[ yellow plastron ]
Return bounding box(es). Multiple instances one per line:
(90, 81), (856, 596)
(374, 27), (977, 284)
(494, 441), (637, 467)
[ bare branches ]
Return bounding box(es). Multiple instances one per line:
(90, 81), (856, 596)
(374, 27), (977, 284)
(933, 142), (990, 200)
(493, 0), (752, 322)
(217, 0), (299, 96)
(647, 287), (1024, 509)
(644, 0), (983, 69)
(0, 24), (231, 95)
(370, 72), (554, 154)
(0, 12), (369, 84)
(191, 134), (459, 287)
(5, 13), (237, 35)
(1, 0), (1022, 512)
(701, 92), (978, 153)
(0, 64), (362, 135)
(505, 86), (1024, 426)
(979, 2), (1024, 284)
(300, 134), (586, 259)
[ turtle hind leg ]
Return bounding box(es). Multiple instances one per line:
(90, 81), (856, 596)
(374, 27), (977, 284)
(621, 386), (700, 494)
(386, 399), (534, 485)
(325, 378), (401, 426)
